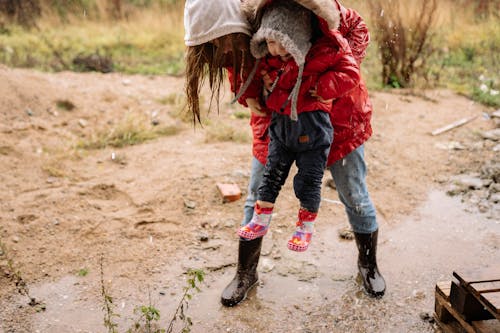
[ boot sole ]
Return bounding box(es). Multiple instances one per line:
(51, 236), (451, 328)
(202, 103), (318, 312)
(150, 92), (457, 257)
(287, 242), (309, 252)
(238, 229), (267, 240)
(220, 279), (259, 307)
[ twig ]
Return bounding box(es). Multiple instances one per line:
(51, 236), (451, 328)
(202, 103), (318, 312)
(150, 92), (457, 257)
(100, 254), (119, 333)
(322, 198), (343, 205)
(0, 238), (43, 309)
(431, 115), (478, 136)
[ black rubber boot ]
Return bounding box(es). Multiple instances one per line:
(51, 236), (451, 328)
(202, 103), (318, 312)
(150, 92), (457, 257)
(221, 237), (263, 307)
(354, 230), (386, 297)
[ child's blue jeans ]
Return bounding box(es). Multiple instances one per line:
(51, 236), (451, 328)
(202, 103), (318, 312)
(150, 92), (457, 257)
(241, 145), (378, 234)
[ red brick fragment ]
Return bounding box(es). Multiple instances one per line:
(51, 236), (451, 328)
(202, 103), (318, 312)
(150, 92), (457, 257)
(216, 183), (241, 203)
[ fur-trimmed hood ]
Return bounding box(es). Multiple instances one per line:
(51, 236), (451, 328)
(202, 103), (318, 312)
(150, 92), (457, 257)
(242, 0), (340, 32)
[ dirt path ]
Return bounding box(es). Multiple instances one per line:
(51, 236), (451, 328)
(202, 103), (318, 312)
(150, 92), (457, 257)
(0, 67), (498, 332)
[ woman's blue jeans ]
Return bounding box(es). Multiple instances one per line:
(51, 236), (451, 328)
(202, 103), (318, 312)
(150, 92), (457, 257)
(241, 145), (378, 234)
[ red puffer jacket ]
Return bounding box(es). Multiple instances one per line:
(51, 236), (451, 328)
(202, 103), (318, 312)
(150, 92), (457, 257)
(230, 0), (372, 166)
(251, 34), (360, 118)
(327, 0), (372, 165)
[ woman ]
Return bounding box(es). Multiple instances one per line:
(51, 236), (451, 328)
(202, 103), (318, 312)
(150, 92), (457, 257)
(184, 0), (385, 307)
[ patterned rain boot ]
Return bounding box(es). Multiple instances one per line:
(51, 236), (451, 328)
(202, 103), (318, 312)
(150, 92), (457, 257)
(237, 203), (273, 240)
(287, 209), (317, 252)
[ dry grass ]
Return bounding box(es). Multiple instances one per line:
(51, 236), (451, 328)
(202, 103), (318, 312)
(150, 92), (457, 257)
(204, 121), (250, 144)
(0, 2), (185, 74)
(367, 0), (438, 87)
(77, 112), (183, 150)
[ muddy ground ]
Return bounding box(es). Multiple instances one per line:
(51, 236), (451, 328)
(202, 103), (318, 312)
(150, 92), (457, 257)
(0, 66), (499, 333)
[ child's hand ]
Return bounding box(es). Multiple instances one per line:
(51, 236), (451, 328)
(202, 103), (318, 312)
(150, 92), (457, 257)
(261, 70), (272, 98)
(261, 70), (273, 90)
(246, 98), (267, 117)
(310, 87), (335, 104)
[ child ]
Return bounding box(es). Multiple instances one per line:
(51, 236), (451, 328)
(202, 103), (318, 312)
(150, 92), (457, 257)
(235, 0), (360, 252)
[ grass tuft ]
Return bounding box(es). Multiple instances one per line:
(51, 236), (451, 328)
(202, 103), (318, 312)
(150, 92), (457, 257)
(204, 122), (250, 144)
(77, 113), (182, 149)
(56, 99), (76, 111)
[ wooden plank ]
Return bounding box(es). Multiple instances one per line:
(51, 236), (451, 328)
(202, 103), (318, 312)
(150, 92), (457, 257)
(437, 281), (452, 301)
(471, 320), (500, 333)
(436, 297), (455, 323)
(435, 291), (477, 333)
(435, 319), (469, 333)
(453, 267), (500, 286)
(450, 281), (494, 321)
(480, 293), (500, 317)
(470, 281), (500, 294)
(466, 282), (500, 319)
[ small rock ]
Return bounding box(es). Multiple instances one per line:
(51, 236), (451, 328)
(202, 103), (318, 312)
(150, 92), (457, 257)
(260, 258), (275, 273)
(184, 200), (196, 209)
(25, 108), (33, 116)
(490, 193), (500, 203)
(490, 183), (500, 193)
(198, 233), (209, 242)
(478, 200), (490, 213)
(46, 177), (58, 184)
(78, 119), (87, 128)
(223, 219), (236, 228)
(481, 128), (500, 141)
(412, 289), (426, 299)
(12, 236), (20, 243)
(159, 291), (166, 296)
(419, 311), (435, 323)
(261, 230), (274, 256)
(338, 228), (354, 240)
(326, 178), (336, 189)
(435, 141), (466, 150)
(452, 175), (484, 190)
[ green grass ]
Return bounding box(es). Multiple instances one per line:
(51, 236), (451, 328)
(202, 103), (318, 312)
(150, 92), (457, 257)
(77, 268), (89, 277)
(436, 19), (500, 107)
(56, 99), (76, 111)
(0, 6), (185, 75)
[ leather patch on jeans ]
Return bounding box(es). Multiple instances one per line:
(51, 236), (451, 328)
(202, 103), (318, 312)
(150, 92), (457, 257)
(298, 135), (309, 143)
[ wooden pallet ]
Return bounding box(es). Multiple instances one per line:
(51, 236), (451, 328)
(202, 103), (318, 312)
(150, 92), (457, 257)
(434, 267), (500, 333)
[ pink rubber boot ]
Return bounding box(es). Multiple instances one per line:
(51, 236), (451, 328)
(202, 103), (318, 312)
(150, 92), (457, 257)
(238, 204), (273, 240)
(287, 209), (317, 252)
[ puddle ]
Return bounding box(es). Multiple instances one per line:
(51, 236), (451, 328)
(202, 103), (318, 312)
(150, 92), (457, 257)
(5, 190), (499, 333)
(27, 276), (103, 333)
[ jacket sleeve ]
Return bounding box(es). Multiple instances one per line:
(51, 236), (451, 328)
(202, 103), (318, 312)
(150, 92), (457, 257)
(227, 65), (264, 107)
(315, 35), (361, 100)
(338, 3), (370, 64)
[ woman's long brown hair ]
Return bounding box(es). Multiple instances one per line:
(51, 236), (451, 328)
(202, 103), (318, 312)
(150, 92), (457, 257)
(185, 33), (252, 125)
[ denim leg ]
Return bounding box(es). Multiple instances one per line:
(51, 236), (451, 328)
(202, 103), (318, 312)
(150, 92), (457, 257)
(241, 157), (266, 226)
(328, 145), (378, 234)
